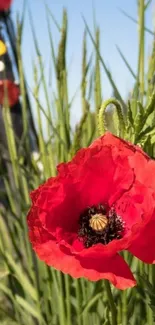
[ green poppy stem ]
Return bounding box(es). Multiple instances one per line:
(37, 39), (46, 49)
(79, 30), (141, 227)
(98, 98), (125, 138)
(104, 280), (117, 325)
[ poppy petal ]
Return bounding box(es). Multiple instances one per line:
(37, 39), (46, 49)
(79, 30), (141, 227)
(32, 236), (136, 290)
(129, 215), (155, 263)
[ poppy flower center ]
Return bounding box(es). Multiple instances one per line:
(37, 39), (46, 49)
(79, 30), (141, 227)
(89, 213), (108, 231)
(78, 204), (124, 248)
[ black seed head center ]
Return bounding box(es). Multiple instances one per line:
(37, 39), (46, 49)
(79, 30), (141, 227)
(78, 204), (124, 248)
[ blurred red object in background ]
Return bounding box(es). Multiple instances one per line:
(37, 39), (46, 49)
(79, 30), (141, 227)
(0, 80), (19, 107)
(0, 0), (12, 11)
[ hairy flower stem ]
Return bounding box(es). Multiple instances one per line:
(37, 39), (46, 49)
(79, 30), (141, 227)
(98, 98), (125, 138)
(104, 280), (117, 325)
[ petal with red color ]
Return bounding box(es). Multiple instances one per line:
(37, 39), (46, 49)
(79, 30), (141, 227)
(27, 205), (136, 289)
(129, 215), (155, 263)
(0, 80), (19, 107)
(0, 0), (12, 11)
(58, 144), (134, 215)
(33, 142), (134, 235)
(33, 237), (136, 290)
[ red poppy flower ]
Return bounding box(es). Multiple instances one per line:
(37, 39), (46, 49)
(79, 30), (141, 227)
(0, 80), (19, 107)
(27, 132), (155, 290)
(0, 0), (12, 11)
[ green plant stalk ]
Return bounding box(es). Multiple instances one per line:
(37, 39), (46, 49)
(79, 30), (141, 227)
(56, 9), (70, 161)
(81, 31), (87, 113)
(83, 17), (126, 111)
(147, 264), (153, 325)
(94, 28), (102, 137)
(20, 170), (30, 205)
(17, 20), (29, 151)
(4, 178), (17, 215)
(63, 69), (70, 145)
(81, 39), (93, 147)
(80, 279), (89, 325)
(29, 8), (55, 176)
(33, 63), (50, 178)
(64, 274), (72, 325)
(46, 10), (57, 74)
(137, 0), (145, 101)
(33, 91), (66, 145)
(3, 106), (19, 190)
(70, 111), (88, 157)
(47, 10), (69, 161)
(0, 282), (21, 324)
(104, 281), (117, 325)
(147, 39), (155, 98)
(118, 7), (153, 35)
(116, 45), (137, 80)
(0, 213), (22, 262)
(117, 299), (122, 324)
(57, 272), (66, 325)
(55, 97), (67, 162)
(122, 290), (127, 325)
(81, 30), (88, 146)
(75, 279), (81, 325)
(37, 54), (55, 176)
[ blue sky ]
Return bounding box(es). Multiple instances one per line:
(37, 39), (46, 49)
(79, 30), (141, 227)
(11, 0), (154, 125)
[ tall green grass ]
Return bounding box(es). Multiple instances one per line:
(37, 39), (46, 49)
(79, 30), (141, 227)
(1, 1), (155, 324)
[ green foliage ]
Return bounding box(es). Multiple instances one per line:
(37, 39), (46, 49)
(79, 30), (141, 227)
(1, 1), (155, 324)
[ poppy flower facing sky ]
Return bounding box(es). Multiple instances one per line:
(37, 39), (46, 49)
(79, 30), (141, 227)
(0, 0), (12, 11)
(27, 132), (155, 289)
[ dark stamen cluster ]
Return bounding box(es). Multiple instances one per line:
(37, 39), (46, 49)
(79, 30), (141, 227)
(78, 204), (124, 248)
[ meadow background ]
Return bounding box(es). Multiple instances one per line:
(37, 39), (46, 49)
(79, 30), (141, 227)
(1, 0), (155, 324)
